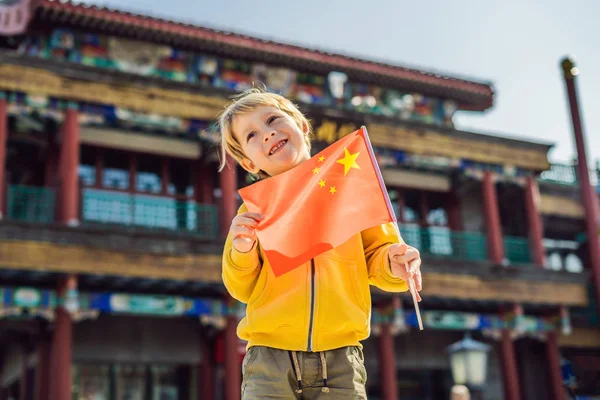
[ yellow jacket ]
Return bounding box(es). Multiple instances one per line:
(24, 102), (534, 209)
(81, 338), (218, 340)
(222, 204), (409, 352)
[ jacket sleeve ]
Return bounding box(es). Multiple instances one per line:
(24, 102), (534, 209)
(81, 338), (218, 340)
(221, 204), (263, 304)
(362, 222), (409, 293)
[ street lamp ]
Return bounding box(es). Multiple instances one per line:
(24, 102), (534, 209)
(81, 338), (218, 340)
(447, 333), (491, 396)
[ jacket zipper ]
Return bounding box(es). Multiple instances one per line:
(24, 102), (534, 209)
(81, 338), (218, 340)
(307, 259), (316, 352)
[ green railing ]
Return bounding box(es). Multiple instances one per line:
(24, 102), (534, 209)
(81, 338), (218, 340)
(503, 235), (531, 264)
(7, 185), (56, 223)
(399, 225), (488, 262)
(539, 163), (578, 185)
(81, 189), (218, 239)
(539, 162), (599, 187)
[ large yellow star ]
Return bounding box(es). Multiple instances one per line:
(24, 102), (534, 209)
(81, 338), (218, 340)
(329, 186), (336, 194)
(318, 156), (325, 162)
(319, 180), (326, 188)
(336, 148), (360, 175)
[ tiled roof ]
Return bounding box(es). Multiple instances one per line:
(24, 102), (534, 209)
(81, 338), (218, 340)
(35, 0), (494, 109)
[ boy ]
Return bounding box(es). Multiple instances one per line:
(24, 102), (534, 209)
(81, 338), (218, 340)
(218, 88), (422, 399)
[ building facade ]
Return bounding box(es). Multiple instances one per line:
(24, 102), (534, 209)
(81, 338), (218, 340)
(0, 1), (598, 399)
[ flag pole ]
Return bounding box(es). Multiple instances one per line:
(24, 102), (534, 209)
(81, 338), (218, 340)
(360, 126), (424, 330)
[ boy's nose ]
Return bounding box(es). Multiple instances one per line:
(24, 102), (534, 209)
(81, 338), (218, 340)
(263, 132), (275, 142)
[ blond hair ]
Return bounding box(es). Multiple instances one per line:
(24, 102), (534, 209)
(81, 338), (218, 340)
(217, 87), (312, 173)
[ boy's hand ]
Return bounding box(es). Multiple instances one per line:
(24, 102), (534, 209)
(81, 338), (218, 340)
(388, 243), (423, 301)
(230, 212), (264, 253)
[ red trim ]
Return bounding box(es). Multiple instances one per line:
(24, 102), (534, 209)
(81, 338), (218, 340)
(37, 0), (493, 102)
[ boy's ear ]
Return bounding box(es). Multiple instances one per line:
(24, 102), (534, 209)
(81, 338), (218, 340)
(240, 158), (260, 174)
(301, 120), (310, 134)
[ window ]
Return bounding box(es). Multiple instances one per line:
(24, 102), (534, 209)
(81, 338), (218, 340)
(103, 149), (130, 190)
(136, 154), (162, 194)
(565, 253), (583, 273)
(79, 145), (97, 187)
(72, 364), (110, 400)
(151, 366), (179, 400)
(115, 365), (146, 400)
(168, 158), (194, 198)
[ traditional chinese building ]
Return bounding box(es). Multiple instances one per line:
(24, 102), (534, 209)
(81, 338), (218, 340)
(0, 1), (598, 399)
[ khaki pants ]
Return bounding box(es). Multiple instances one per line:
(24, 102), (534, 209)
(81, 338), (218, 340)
(241, 345), (368, 399)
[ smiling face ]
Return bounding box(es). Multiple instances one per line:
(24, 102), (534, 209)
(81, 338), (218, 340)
(232, 106), (311, 177)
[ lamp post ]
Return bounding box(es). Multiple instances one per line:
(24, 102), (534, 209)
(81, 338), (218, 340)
(560, 56), (600, 318)
(447, 333), (491, 399)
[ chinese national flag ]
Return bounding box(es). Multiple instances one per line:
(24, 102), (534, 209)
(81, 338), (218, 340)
(238, 126), (396, 277)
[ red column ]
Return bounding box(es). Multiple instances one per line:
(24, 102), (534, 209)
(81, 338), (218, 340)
(500, 330), (521, 400)
(545, 331), (564, 400)
(35, 339), (51, 400)
(0, 92), (7, 219)
(482, 171), (505, 263)
(219, 157), (237, 236)
(58, 105), (80, 225)
(224, 298), (241, 400)
(378, 308), (398, 400)
(524, 176), (546, 267)
(49, 275), (75, 400)
(198, 335), (214, 400)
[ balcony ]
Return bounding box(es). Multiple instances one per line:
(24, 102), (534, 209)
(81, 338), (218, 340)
(539, 162), (599, 188)
(399, 224), (488, 262)
(7, 185), (56, 223)
(3, 185), (574, 268)
(4, 185), (219, 240)
(400, 225), (537, 265)
(503, 235), (532, 264)
(81, 189), (218, 239)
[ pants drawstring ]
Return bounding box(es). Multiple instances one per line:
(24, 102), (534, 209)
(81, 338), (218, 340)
(319, 351), (329, 393)
(291, 351), (303, 393)
(290, 351), (329, 394)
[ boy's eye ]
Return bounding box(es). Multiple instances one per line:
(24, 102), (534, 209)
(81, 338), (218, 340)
(267, 115), (279, 124)
(246, 132), (256, 141)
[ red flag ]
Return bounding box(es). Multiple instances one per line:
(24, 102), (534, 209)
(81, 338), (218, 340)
(238, 126), (396, 277)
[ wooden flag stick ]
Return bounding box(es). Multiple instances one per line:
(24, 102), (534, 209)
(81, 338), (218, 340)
(360, 126), (423, 330)
(391, 222), (424, 331)
(407, 267), (424, 330)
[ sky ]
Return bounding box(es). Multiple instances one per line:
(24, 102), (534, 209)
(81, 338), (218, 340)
(81, 0), (600, 167)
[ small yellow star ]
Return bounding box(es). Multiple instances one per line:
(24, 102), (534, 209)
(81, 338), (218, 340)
(329, 186), (336, 194)
(318, 180), (326, 188)
(312, 167), (320, 174)
(336, 148), (360, 175)
(318, 156), (325, 162)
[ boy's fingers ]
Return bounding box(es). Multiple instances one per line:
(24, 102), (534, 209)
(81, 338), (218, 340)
(233, 226), (256, 238)
(234, 235), (254, 242)
(408, 258), (421, 274)
(236, 216), (260, 228)
(414, 272), (422, 292)
(392, 248), (419, 263)
(240, 212), (265, 221)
